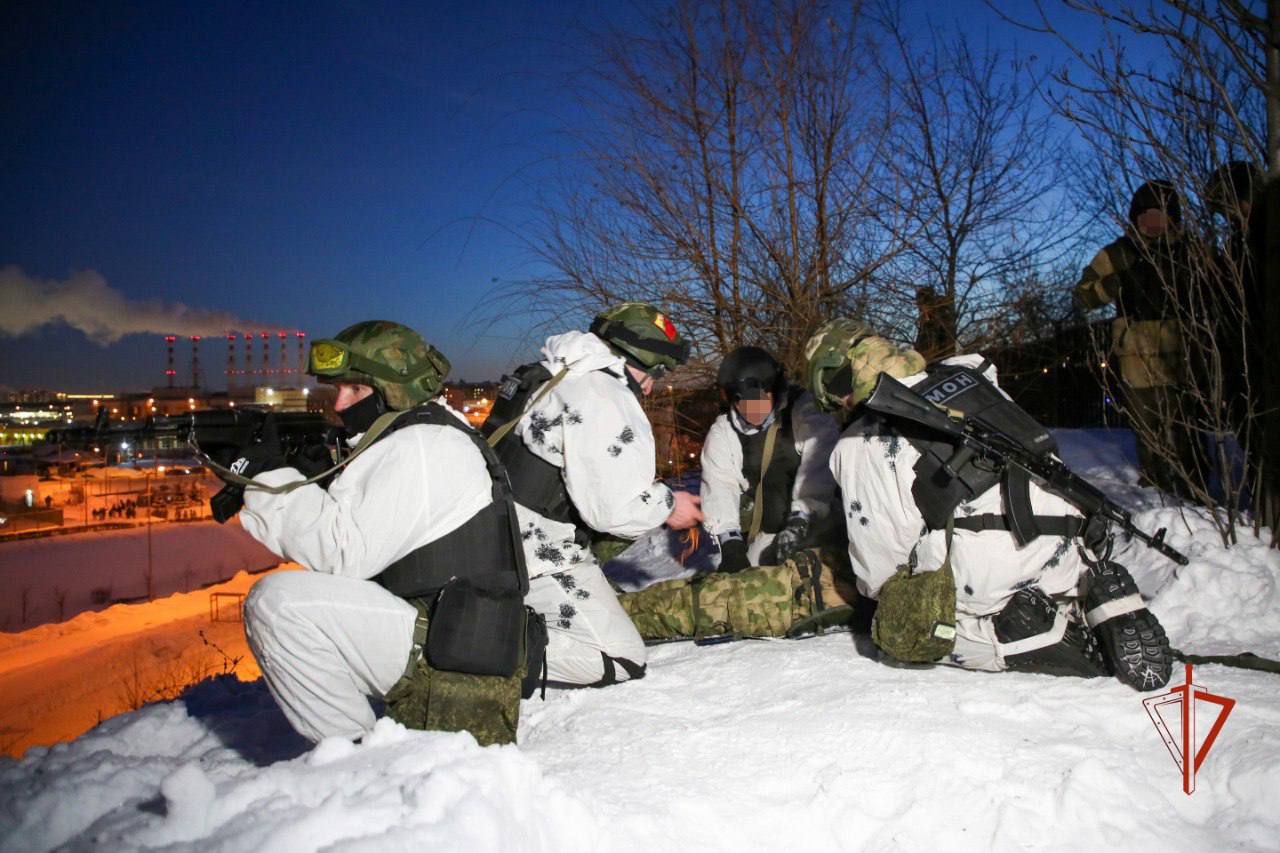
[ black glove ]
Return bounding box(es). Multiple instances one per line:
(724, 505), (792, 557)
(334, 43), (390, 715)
(210, 484), (245, 524)
(718, 535), (750, 574)
(212, 416), (286, 522)
(288, 441), (334, 480)
(772, 513), (810, 563)
(216, 415), (286, 486)
(1081, 513), (1111, 558)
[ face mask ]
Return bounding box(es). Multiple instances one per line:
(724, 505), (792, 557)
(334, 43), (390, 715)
(339, 390), (387, 437)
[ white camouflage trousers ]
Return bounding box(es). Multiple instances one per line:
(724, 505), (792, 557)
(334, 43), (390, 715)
(243, 563), (645, 741)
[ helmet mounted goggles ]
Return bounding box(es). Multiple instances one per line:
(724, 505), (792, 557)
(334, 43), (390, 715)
(308, 338), (447, 387)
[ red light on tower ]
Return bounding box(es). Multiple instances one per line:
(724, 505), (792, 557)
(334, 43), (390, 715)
(226, 334), (237, 385)
(243, 332), (254, 376)
(261, 332), (271, 375)
(164, 335), (177, 387)
(296, 331), (306, 377)
(278, 330), (288, 376)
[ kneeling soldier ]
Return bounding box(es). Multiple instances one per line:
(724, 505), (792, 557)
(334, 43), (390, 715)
(228, 321), (535, 746)
(700, 346), (843, 572)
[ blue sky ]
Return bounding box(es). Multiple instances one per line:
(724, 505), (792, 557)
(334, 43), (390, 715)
(0, 0), (1094, 392)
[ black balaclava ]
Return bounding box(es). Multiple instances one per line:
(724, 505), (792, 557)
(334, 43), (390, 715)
(339, 388), (388, 437)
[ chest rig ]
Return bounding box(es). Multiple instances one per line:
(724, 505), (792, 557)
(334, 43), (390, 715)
(372, 402), (529, 599)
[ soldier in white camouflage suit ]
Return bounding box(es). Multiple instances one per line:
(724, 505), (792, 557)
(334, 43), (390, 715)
(806, 318), (1174, 690)
(481, 302), (703, 687)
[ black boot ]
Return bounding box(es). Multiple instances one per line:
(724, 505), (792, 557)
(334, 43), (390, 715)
(1085, 561), (1173, 691)
(995, 588), (1108, 678)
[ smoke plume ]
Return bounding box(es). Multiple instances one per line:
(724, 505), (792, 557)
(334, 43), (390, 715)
(0, 265), (256, 344)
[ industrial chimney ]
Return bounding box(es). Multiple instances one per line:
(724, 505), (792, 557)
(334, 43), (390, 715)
(164, 335), (177, 387)
(226, 334), (237, 389)
(190, 336), (202, 389)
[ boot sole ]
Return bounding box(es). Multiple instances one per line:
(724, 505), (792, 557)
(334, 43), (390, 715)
(1086, 560), (1173, 691)
(1095, 609), (1173, 690)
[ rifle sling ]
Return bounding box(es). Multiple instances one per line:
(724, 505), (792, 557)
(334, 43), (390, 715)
(193, 409), (408, 495)
(747, 420), (780, 544)
(1172, 648), (1280, 676)
(951, 513), (1084, 538)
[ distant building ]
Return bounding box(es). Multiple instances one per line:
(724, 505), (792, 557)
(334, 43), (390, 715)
(443, 382), (498, 428)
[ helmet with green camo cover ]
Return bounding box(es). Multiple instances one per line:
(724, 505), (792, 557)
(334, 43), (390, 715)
(804, 318), (925, 412)
(307, 320), (450, 411)
(589, 302), (691, 377)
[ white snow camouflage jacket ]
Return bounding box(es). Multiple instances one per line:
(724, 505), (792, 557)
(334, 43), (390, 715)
(699, 389), (840, 537)
(830, 355), (1086, 617)
(239, 401), (494, 580)
(508, 330), (673, 578)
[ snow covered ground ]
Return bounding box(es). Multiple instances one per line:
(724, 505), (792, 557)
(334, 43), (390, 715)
(1, 428), (1277, 852)
(0, 568), (287, 761)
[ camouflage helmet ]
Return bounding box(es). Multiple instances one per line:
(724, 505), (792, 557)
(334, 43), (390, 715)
(804, 318), (926, 412)
(589, 302), (691, 376)
(307, 320), (450, 411)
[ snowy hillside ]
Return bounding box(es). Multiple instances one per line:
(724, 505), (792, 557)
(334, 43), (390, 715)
(1, 429), (1278, 852)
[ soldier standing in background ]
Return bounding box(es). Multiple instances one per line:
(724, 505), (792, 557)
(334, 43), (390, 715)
(1074, 181), (1199, 496)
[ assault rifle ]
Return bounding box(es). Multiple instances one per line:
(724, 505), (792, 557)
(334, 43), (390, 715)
(172, 409), (335, 523)
(45, 408), (331, 461)
(43, 408), (334, 523)
(864, 373), (1189, 566)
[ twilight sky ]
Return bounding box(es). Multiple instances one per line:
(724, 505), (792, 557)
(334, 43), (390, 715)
(0, 0), (1083, 393)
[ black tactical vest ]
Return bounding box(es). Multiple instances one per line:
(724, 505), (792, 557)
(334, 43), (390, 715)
(897, 363), (1058, 543)
(480, 362), (583, 530)
(736, 385), (804, 535)
(372, 402), (529, 600)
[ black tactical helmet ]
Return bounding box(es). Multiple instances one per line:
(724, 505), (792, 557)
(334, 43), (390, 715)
(589, 302), (691, 377)
(1129, 180), (1182, 227)
(717, 346), (786, 405)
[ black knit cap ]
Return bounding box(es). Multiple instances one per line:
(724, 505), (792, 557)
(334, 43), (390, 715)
(1128, 180), (1182, 226)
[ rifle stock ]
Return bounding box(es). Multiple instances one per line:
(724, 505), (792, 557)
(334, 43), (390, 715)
(866, 374), (965, 437)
